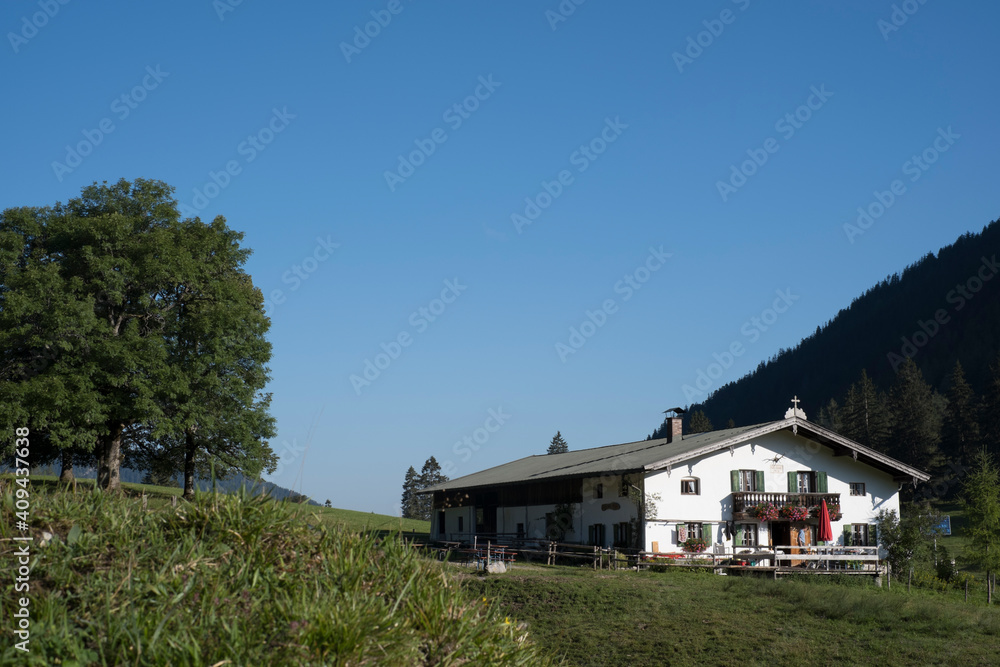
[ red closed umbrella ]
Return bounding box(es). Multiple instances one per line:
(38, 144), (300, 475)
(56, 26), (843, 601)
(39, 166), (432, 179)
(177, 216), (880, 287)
(818, 499), (833, 543)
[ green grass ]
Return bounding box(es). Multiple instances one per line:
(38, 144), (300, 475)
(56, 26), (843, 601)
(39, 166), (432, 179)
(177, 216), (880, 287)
(311, 505), (430, 537)
(0, 479), (554, 666)
(462, 565), (1000, 666)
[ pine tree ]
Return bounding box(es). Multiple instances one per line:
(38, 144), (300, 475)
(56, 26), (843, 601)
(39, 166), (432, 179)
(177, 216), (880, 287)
(981, 354), (1000, 461)
(688, 410), (713, 433)
(816, 398), (843, 433)
(401, 466), (419, 518)
(840, 369), (892, 452)
(941, 361), (981, 464)
(324, 499), (332, 508)
(888, 358), (943, 470)
(415, 457), (448, 521)
(547, 431), (569, 454)
(726, 418), (736, 429)
(961, 449), (1000, 603)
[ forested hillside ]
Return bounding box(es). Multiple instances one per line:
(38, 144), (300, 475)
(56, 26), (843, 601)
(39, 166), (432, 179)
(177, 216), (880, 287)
(653, 218), (1000, 480)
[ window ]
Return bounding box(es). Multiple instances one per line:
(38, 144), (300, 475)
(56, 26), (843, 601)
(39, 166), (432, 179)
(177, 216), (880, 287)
(680, 478), (700, 495)
(787, 471), (828, 493)
(595, 483), (603, 499)
(588, 523), (606, 546)
(619, 479), (629, 497)
(685, 523), (703, 539)
(516, 523), (525, 538)
(736, 524), (757, 547)
(845, 523), (877, 547)
(849, 482), (866, 496)
(437, 511), (445, 536)
(457, 516), (464, 532)
(739, 470), (759, 492)
(612, 522), (632, 547)
(797, 471), (816, 493)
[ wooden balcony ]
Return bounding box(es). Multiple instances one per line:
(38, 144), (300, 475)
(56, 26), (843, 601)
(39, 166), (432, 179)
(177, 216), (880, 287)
(732, 492), (841, 521)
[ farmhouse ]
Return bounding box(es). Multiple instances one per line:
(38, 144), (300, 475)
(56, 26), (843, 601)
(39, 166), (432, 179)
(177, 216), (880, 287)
(420, 401), (930, 560)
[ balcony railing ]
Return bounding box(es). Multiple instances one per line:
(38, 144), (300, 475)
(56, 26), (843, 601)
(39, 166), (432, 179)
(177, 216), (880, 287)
(732, 492), (841, 519)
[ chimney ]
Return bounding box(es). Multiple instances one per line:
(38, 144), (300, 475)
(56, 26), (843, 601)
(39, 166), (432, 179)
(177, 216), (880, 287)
(663, 407), (685, 443)
(666, 416), (683, 443)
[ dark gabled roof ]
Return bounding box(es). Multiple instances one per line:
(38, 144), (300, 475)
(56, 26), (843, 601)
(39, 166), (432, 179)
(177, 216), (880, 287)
(419, 416), (930, 494)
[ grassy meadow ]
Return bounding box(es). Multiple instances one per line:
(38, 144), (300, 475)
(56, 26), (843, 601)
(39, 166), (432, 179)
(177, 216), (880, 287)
(5, 476), (996, 666)
(462, 565), (1000, 666)
(0, 478), (548, 666)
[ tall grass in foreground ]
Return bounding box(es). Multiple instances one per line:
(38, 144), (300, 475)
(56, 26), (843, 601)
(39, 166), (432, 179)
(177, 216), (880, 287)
(0, 484), (557, 666)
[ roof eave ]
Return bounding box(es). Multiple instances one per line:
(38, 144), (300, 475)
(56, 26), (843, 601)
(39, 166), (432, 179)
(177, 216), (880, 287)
(644, 417), (931, 482)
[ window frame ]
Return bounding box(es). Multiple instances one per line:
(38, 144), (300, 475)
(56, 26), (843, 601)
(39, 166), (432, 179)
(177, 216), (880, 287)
(684, 522), (703, 540)
(595, 482), (604, 499)
(736, 523), (757, 548)
(739, 469), (758, 492)
(680, 477), (700, 495)
(797, 471), (817, 493)
(849, 482), (866, 496)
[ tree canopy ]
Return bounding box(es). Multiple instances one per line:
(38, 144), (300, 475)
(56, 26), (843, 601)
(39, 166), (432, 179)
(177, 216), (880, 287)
(0, 178), (275, 492)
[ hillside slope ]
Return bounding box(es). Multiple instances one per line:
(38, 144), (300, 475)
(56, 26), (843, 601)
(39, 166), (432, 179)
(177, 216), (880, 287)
(657, 218), (1000, 432)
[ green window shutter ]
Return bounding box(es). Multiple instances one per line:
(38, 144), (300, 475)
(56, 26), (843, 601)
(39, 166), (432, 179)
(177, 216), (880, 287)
(868, 524), (877, 547)
(730, 470), (739, 492)
(788, 471), (797, 493)
(843, 525), (852, 546)
(755, 470), (765, 492)
(736, 524), (744, 545)
(817, 471), (828, 493)
(702, 523), (712, 542)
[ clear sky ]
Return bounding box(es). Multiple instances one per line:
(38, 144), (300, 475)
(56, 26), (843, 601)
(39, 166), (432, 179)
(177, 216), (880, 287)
(4, 1), (998, 514)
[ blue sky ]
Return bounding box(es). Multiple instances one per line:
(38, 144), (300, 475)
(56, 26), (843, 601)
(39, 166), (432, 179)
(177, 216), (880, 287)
(4, 1), (998, 514)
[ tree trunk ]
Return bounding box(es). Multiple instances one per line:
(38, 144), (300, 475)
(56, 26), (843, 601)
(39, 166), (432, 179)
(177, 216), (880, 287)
(183, 428), (197, 501)
(97, 422), (124, 492)
(58, 449), (75, 484)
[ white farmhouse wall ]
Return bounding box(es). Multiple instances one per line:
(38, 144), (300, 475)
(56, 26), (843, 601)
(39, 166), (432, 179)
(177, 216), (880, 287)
(434, 506), (475, 541)
(643, 429), (901, 553)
